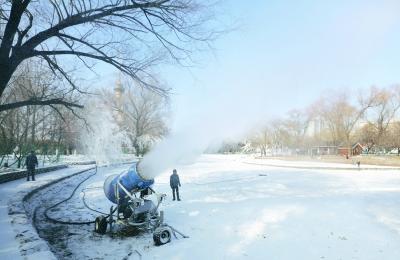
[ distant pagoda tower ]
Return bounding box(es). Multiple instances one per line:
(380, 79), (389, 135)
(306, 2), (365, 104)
(114, 76), (124, 102)
(114, 76), (124, 123)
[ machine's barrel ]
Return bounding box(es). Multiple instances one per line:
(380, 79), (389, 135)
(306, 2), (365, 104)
(103, 163), (154, 204)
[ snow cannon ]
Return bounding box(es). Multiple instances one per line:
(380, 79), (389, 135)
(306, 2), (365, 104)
(95, 162), (188, 246)
(103, 163), (154, 204)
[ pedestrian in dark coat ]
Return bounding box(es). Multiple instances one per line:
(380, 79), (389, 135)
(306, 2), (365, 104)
(170, 169), (181, 201)
(25, 151), (38, 181)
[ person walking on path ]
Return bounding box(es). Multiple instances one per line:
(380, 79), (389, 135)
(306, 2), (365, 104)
(25, 151), (38, 181)
(170, 169), (181, 201)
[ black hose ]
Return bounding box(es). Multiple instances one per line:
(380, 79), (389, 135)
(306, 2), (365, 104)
(81, 187), (109, 215)
(44, 166), (101, 225)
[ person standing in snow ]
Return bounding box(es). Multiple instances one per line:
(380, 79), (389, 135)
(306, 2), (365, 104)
(25, 151), (38, 181)
(170, 169), (181, 201)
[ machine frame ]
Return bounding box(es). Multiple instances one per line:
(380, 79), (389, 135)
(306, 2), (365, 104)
(94, 176), (172, 246)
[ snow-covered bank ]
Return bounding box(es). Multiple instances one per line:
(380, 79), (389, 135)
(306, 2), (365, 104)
(0, 165), (94, 259)
(0, 165), (68, 183)
(245, 156), (400, 170)
(21, 154), (400, 259)
(0, 153), (137, 175)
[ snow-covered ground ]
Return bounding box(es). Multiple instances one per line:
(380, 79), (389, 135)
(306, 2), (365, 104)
(0, 165), (94, 259)
(3, 154), (400, 259)
(245, 157), (400, 169)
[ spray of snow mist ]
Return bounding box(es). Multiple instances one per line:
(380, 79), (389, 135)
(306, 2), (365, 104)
(80, 100), (129, 164)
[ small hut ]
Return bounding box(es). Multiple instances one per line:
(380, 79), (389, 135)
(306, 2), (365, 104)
(338, 143), (364, 157)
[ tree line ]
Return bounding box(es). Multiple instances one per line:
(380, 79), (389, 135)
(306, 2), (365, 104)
(0, 58), (169, 167)
(239, 86), (400, 156)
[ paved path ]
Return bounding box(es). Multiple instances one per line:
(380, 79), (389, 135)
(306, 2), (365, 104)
(0, 165), (94, 259)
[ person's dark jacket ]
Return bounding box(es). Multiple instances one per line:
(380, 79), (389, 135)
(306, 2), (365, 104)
(25, 154), (38, 170)
(170, 173), (181, 188)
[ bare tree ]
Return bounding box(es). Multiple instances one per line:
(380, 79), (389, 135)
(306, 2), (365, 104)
(388, 122), (400, 155)
(0, 59), (79, 167)
(0, 58), (83, 117)
(363, 86), (400, 150)
(250, 118), (297, 157)
(0, 0), (217, 111)
(251, 126), (271, 157)
(356, 122), (376, 153)
(318, 92), (375, 155)
(281, 109), (310, 150)
(306, 98), (339, 146)
(102, 78), (169, 156)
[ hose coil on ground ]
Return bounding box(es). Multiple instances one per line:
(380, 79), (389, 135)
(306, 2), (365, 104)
(43, 166), (110, 225)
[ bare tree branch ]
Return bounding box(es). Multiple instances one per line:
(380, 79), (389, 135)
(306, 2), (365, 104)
(0, 97), (83, 111)
(0, 0), (218, 109)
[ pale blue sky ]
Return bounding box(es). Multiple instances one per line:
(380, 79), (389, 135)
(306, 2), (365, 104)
(96, 0), (400, 132)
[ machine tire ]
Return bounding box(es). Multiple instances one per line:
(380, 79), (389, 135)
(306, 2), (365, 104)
(94, 216), (107, 234)
(123, 207), (133, 219)
(153, 227), (172, 246)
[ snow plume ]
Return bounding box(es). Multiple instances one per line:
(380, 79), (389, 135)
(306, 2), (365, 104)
(138, 94), (269, 179)
(138, 130), (208, 179)
(80, 100), (130, 164)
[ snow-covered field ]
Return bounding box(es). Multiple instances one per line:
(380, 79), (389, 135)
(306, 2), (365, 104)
(5, 154), (400, 259)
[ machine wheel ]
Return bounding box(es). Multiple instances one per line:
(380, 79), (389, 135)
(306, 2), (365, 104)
(153, 226), (172, 246)
(122, 207), (133, 219)
(94, 216), (107, 234)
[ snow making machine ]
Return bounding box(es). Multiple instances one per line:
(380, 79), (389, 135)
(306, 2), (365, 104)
(94, 163), (172, 246)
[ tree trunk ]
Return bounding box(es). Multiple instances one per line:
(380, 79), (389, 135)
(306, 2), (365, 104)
(0, 66), (12, 98)
(17, 151), (22, 168)
(134, 143), (140, 157)
(31, 106), (36, 146)
(0, 155), (5, 166)
(346, 134), (352, 158)
(25, 106), (30, 143)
